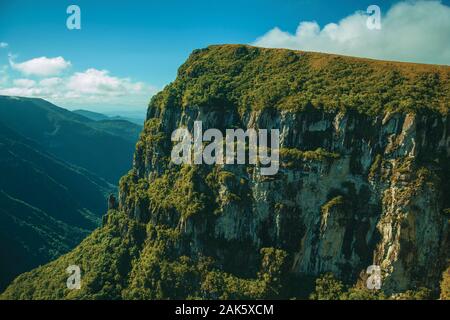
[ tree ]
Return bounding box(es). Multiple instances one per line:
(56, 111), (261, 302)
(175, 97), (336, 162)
(440, 266), (450, 300)
(310, 273), (344, 300)
(258, 248), (289, 298)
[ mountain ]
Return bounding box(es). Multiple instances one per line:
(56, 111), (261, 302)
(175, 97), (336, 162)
(73, 109), (145, 126)
(72, 110), (110, 121)
(0, 96), (139, 184)
(108, 116), (144, 126)
(87, 119), (141, 143)
(0, 121), (114, 291)
(2, 45), (449, 300)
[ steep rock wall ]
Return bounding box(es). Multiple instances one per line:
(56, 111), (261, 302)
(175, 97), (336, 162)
(120, 98), (449, 292)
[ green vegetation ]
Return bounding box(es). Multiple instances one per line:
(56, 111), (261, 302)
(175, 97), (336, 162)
(0, 96), (140, 292)
(218, 170), (236, 185)
(1, 209), (289, 300)
(392, 288), (432, 300)
(341, 286), (387, 300)
(310, 273), (345, 300)
(124, 246), (288, 300)
(368, 154), (382, 180)
(440, 266), (450, 300)
(280, 147), (339, 168)
(1, 210), (145, 300)
(321, 196), (345, 214)
(309, 273), (437, 300)
(149, 45), (449, 116)
(2, 46), (449, 300)
(1, 206), (444, 300)
(0, 96), (138, 184)
(0, 122), (113, 291)
(120, 165), (210, 221)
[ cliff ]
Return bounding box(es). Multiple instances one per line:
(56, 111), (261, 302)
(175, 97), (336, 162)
(2, 45), (449, 299)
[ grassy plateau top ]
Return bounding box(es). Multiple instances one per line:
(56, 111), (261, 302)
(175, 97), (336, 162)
(150, 45), (449, 116)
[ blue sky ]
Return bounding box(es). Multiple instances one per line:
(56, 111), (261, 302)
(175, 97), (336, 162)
(0, 0), (449, 115)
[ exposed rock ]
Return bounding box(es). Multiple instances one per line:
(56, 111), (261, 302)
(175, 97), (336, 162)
(108, 194), (118, 210)
(121, 103), (449, 293)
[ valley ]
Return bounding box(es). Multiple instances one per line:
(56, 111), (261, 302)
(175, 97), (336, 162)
(0, 96), (142, 291)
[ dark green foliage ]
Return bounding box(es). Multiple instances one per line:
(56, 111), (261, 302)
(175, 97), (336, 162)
(310, 274), (435, 300)
(257, 248), (289, 298)
(124, 242), (289, 300)
(391, 287), (433, 300)
(1, 206), (290, 300)
(150, 45), (449, 116)
(120, 165), (210, 222)
(280, 147), (339, 168)
(440, 266), (450, 300)
(340, 286), (387, 300)
(1, 210), (145, 300)
(310, 273), (387, 300)
(310, 273), (345, 300)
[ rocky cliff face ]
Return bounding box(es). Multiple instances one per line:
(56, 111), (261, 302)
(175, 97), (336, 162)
(119, 45), (450, 294)
(2, 45), (449, 299)
(120, 100), (449, 294)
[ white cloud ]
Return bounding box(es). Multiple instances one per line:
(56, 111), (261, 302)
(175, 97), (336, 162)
(0, 42), (8, 48)
(67, 69), (145, 96)
(39, 77), (63, 87)
(0, 65), (8, 85)
(253, 1), (450, 65)
(9, 56), (71, 76)
(0, 68), (158, 110)
(13, 79), (36, 88)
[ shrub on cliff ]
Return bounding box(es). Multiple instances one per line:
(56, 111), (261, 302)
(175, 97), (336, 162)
(310, 273), (345, 300)
(440, 266), (450, 300)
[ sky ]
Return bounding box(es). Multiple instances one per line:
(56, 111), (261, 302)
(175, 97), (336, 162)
(0, 0), (449, 116)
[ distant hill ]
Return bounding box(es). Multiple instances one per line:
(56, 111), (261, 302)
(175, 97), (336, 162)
(72, 109), (143, 143)
(0, 96), (140, 184)
(88, 119), (142, 143)
(0, 96), (144, 292)
(72, 109), (110, 121)
(73, 109), (145, 126)
(0, 121), (114, 291)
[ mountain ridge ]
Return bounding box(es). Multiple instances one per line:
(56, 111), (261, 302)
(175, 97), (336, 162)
(73, 109), (145, 126)
(0, 96), (139, 184)
(0, 120), (115, 291)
